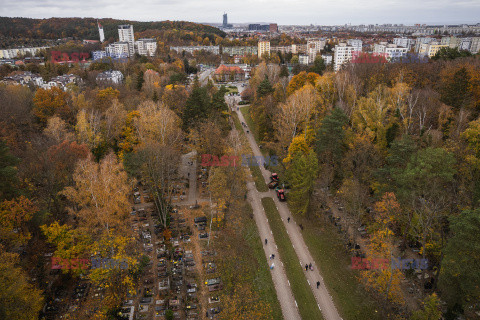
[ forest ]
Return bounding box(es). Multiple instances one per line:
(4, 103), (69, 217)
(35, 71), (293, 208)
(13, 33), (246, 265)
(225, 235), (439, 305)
(244, 55), (480, 319)
(0, 17), (227, 47)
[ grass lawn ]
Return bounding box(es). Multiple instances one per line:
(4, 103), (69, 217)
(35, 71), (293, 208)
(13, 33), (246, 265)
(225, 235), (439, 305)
(250, 164), (268, 192)
(240, 106), (261, 145)
(231, 112), (243, 132)
(262, 197), (324, 320)
(296, 213), (383, 320)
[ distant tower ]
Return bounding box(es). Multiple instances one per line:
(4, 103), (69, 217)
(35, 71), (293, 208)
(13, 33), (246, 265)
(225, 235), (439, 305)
(98, 21), (105, 42)
(223, 13), (228, 28)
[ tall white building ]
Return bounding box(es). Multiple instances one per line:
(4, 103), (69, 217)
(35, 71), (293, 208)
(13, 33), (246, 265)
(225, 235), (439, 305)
(135, 39), (157, 56)
(118, 25), (135, 57)
(393, 38), (414, 50)
(98, 22), (105, 42)
(334, 43), (359, 71)
(373, 42), (408, 61)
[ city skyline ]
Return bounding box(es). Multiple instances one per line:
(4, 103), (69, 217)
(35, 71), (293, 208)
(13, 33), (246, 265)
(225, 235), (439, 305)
(2, 0), (479, 26)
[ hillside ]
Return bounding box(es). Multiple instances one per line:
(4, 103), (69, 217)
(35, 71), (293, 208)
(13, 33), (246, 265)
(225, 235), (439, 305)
(0, 17), (226, 47)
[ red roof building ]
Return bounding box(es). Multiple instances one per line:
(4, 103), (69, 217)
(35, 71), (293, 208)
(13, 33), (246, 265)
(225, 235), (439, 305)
(214, 64), (245, 82)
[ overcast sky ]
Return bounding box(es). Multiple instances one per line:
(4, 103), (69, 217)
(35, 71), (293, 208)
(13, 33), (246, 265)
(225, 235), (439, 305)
(2, 0), (479, 25)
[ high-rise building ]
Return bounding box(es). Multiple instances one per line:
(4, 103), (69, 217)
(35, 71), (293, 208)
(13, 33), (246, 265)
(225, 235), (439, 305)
(98, 22), (105, 42)
(269, 23), (278, 33)
(223, 13), (228, 28)
(118, 25), (135, 57)
(373, 42), (408, 61)
(258, 41), (270, 58)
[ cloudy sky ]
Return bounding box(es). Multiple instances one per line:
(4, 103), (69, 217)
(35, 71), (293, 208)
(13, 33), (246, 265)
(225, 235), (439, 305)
(2, 0), (479, 25)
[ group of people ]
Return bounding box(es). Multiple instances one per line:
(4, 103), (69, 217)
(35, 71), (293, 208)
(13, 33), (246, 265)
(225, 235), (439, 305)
(305, 263), (314, 271)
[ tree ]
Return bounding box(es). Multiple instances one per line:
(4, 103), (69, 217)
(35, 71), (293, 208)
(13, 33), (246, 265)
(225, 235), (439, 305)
(287, 149), (318, 216)
(136, 70), (144, 91)
(432, 47), (472, 61)
(280, 65), (289, 78)
(411, 293), (443, 320)
(182, 83), (210, 131)
(32, 87), (69, 125)
(359, 192), (406, 307)
(311, 56), (326, 75)
(44, 115), (74, 143)
(275, 84), (317, 157)
(0, 140), (19, 200)
(315, 107), (348, 185)
(0, 247), (43, 320)
(61, 153), (131, 234)
(257, 76), (274, 98)
(0, 196), (36, 249)
(439, 209), (480, 308)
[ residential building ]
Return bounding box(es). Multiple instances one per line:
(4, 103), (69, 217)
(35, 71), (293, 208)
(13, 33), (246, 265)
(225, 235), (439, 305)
(258, 41), (271, 58)
(393, 38), (414, 50)
(269, 23), (278, 33)
(441, 36), (461, 48)
(214, 64), (245, 82)
(307, 38), (326, 62)
(470, 37), (480, 54)
(414, 37), (435, 52)
(321, 55), (333, 65)
(418, 42), (448, 58)
(222, 46), (257, 56)
(373, 42), (408, 61)
(135, 39), (157, 56)
(170, 46), (220, 55)
(92, 50), (108, 61)
(1, 71), (43, 87)
(347, 39), (363, 51)
(118, 25), (135, 57)
(459, 38), (472, 51)
(106, 42), (130, 59)
(299, 54), (309, 65)
(334, 43), (359, 71)
(96, 70), (124, 84)
(0, 46), (49, 59)
(270, 46), (292, 54)
(42, 74), (82, 90)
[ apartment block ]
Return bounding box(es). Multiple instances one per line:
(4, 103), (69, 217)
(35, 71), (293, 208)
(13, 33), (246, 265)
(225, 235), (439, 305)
(135, 39), (157, 57)
(373, 42), (409, 60)
(334, 43), (359, 71)
(258, 41), (271, 58)
(118, 25), (135, 57)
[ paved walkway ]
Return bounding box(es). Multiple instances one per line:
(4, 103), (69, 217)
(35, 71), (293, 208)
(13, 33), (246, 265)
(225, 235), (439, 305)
(247, 178), (301, 320)
(236, 105), (343, 320)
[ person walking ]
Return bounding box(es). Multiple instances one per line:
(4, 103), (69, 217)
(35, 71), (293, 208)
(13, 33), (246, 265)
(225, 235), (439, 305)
(287, 217), (290, 223)
(317, 281), (320, 289)
(265, 238), (268, 245)
(270, 263), (275, 270)
(309, 263), (313, 271)
(272, 254), (275, 259)
(305, 264), (308, 271)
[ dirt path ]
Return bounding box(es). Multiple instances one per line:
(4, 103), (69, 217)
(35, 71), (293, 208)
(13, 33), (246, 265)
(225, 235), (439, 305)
(236, 105), (343, 320)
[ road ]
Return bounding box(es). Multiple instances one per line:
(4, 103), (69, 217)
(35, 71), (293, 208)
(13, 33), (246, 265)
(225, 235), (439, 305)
(235, 96), (343, 320)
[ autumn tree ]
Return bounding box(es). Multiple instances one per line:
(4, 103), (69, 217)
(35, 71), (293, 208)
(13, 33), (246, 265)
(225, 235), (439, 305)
(359, 192), (406, 307)
(0, 196), (36, 249)
(33, 87), (69, 125)
(0, 140), (19, 200)
(0, 247), (43, 320)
